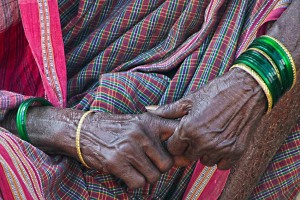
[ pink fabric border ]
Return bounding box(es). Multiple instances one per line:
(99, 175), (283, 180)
(18, 0), (67, 107)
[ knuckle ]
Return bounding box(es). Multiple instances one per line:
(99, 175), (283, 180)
(103, 154), (120, 170)
(148, 171), (161, 184)
(200, 154), (218, 167)
(141, 137), (155, 149)
(217, 159), (231, 170)
(128, 177), (146, 189)
(181, 122), (193, 135)
(217, 163), (231, 170)
(159, 157), (174, 173)
(178, 123), (193, 141)
(129, 125), (145, 138)
(117, 143), (134, 155)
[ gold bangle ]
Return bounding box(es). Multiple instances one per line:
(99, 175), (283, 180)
(76, 110), (94, 168)
(248, 47), (282, 84)
(231, 64), (273, 113)
(263, 35), (297, 88)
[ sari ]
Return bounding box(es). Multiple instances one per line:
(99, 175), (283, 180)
(0, 0), (299, 199)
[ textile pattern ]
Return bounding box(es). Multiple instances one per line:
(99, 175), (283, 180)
(0, 0), (299, 199)
(58, 0), (279, 199)
(250, 125), (300, 200)
(249, 1), (300, 199)
(0, 0), (20, 33)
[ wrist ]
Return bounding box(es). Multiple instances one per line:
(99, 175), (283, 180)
(229, 67), (265, 93)
(25, 107), (82, 157)
(228, 68), (267, 110)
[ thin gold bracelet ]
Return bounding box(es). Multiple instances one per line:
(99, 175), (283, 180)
(263, 35), (297, 88)
(248, 47), (282, 85)
(76, 110), (95, 169)
(231, 64), (273, 113)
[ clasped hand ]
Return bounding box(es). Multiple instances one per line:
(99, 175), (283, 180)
(149, 68), (266, 169)
(80, 69), (266, 189)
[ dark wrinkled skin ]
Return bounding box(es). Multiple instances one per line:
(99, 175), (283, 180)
(149, 0), (300, 172)
(1, 108), (177, 189)
(220, 1), (300, 199)
(0, 0), (299, 194)
(149, 68), (266, 169)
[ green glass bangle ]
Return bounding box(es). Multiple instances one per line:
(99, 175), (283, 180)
(261, 35), (297, 87)
(16, 98), (53, 143)
(246, 49), (283, 97)
(248, 47), (282, 85)
(234, 56), (276, 102)
(235, 54), (280, 105)
(249, 41), (291, 91)
(253, 37), (295, 89)
(236, 52), (281, 104)
(260, 35), (296, 87)
(249, 41), (289, 91)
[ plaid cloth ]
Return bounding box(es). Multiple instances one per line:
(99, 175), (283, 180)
(0, 0), (20, 33)
(0, 0), (299, 199)
(250, 125), (300, 199)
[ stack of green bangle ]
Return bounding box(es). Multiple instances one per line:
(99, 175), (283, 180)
(16, 98), (53, 143)
(232, 35), (296, 113)
(249, 38), (294, 91)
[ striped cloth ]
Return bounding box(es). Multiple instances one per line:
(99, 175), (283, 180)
(250, 123), (300, 199)
(0, 0), (20, 33)
(0, 0), (299, 199)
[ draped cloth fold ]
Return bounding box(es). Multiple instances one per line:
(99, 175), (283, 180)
(0, 0), (299, 199)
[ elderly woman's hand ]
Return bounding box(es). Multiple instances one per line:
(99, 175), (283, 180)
(148, 68), (266, 170)
(76, 111), (177, 188)
(1, 107), (178, 189)
(149, 0), (300, 170)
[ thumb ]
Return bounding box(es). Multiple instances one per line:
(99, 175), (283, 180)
(174, 156), (192, 167)
(166, 126), (189, 156)
(146, 99), (192, 119)
(152, 117), (179, 141)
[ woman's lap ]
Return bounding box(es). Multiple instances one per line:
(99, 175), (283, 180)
(1, 0), (299, 199)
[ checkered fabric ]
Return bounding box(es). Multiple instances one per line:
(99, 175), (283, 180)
(1, 0), (299, 199)
(0, 0), (20, 33)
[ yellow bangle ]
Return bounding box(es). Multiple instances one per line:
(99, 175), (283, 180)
(76, 110), (95, 168)
(231, 64), (273, 113)
(263, 35), (297, 88)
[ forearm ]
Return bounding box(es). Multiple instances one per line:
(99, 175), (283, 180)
(0, 106), (138, 160)
(0, 107), (81, 157)
(221, 2), (300, 198)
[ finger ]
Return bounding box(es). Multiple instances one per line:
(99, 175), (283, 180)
(144, 138), (174, 173)
(109, 160), (146, 189)
(166, 126), (189, 156)
(174, 156), (193, 167)
(145, 105), (159, 111)
(146, 99), (192, 119)
(217, 158), (234, 170)
(150, 115), (180, 141)
(129, 149), (162, 184)
(200, 155), (219, 167)
(116, 141), (162, 184)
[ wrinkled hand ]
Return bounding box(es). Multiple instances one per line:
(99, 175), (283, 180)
(148, 69), (267, 170)
(79, 112), (177, 188)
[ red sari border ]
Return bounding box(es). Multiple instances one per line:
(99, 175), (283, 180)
(18, 0), (67, 107)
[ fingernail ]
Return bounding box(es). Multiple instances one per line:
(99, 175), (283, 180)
(145, 105), (159, 111)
